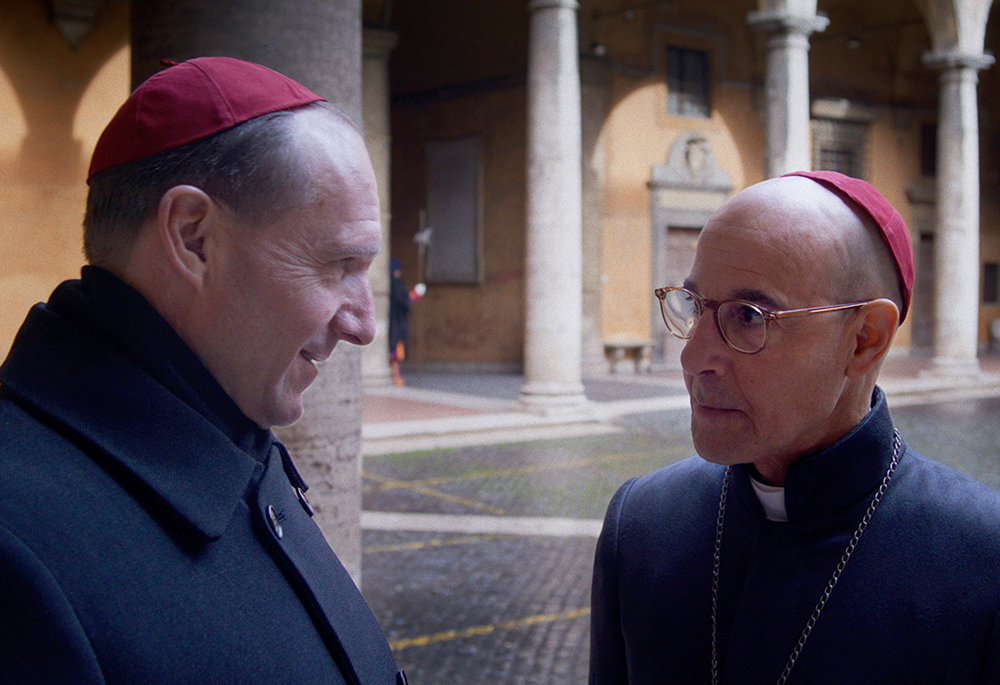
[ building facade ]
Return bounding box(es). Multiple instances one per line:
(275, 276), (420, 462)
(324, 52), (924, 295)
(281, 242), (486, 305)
(381, 0), (1000, 392)
(1, 0), (998, 565)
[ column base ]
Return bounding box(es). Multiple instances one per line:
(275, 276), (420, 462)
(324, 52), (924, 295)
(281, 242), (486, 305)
(518, 381), (590, 417)
(921, 355), (985, 382)
(362, 367), (395, 388)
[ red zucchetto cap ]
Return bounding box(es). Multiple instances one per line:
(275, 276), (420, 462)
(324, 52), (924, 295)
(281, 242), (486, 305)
(783, 170), (915, 324)
(88, 56), (325, 181)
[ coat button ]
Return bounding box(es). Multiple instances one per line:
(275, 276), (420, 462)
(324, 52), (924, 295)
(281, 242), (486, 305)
(294, 486), (315, 517)
(266, 505), (283, 539)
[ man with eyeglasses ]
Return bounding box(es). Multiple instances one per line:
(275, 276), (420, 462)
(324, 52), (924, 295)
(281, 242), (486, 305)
(589, 171), (1000, 684)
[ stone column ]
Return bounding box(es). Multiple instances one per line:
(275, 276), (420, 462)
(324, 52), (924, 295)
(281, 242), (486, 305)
(131, 0), (367, 583)
(580, 56), (609, 376)
(747, 3), (828, 178)
(131, 1), (361, 116)
(520, 0), (587, 412)
(361, 28), (398, 387)
(923, 50), (994, 377)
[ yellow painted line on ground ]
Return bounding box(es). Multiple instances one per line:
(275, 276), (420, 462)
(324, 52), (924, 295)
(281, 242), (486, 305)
(388, 607), (591, 652)
(362, 471), (506, 515)
(363, 533), (501, 554)
(366, 452), (645, 493)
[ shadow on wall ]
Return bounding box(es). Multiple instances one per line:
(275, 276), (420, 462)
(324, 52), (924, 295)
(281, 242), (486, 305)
(0, 0), (129, 355)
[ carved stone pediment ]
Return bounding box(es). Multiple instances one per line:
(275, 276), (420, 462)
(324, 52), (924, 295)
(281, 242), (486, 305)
(648, 131), (732, 230)
(649, 131), (732, 192)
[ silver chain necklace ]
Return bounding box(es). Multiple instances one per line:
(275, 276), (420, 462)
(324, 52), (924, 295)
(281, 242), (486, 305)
(710, 429), (901, 685)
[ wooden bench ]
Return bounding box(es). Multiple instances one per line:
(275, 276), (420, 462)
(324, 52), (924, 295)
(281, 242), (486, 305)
(603, 338), (653, 374)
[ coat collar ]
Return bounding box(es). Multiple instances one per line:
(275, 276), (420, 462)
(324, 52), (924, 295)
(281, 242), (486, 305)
(0, 272), (261, 541)
(732, 387), (901, 522)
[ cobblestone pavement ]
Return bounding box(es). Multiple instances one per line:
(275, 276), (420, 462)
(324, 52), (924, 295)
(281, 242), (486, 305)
(360, 429), (688, 683)
(359, 383), (1000, 684)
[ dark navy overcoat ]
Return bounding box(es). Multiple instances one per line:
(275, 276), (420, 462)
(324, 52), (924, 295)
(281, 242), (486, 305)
(590, 389), (1000, 684)
(0, 268), (402, 684)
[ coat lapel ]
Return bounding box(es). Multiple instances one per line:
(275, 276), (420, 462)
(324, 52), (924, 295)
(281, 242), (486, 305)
(0, 304), (257, 541)
(255, 446), (401, 685)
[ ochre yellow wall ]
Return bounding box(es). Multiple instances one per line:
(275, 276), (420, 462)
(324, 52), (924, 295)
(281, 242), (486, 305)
(390, 87), (528, 366)
(591, 0), (993, 352)
(591, 3), (764, 345)
(980, 193), (1000, 343)
(0, 0), (129, 355)
(864, 116), (926, 348)
(597, 69), (765, 343)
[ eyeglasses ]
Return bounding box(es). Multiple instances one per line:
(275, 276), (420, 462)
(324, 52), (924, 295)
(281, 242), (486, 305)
(654, 286), (873, 354)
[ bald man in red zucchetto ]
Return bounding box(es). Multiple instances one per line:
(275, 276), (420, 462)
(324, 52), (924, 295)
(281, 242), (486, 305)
(590, 171), (1000, 685)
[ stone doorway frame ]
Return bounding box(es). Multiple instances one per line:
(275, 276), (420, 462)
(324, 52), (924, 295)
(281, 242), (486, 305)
(648, 131), (732, 369)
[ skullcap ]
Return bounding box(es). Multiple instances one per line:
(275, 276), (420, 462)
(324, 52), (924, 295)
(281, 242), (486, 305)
(88, 56), (325, 181)
(783, 170), (914, 323)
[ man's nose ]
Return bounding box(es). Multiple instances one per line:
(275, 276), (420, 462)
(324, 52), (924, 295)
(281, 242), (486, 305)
(333, 275), (376, 346)
(679, 310), (727, 374)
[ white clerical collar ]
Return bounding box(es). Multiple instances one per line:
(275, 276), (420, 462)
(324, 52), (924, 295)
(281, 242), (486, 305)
(750, 477), (788, 522)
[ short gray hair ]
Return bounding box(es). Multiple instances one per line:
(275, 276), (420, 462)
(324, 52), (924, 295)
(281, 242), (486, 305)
(83, 101), (339, 269)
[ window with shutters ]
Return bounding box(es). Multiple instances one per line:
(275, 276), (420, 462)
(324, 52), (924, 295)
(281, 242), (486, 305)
(666, 47), (710, 118)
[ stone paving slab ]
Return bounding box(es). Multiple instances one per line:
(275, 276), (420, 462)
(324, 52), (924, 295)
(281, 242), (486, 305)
(363, 512), (603, 537)
(362, 530), (593, 684)
(359, 428), (692, 684)
(362, 432), (687, 520)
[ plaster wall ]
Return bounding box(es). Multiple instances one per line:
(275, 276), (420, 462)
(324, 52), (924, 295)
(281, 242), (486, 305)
(0, 0), (129, 355)
(980, 192), (1000, 342)
(390, 87), (527, 368)
(598, 74), (762, 343)
(864, 114), (928, 347)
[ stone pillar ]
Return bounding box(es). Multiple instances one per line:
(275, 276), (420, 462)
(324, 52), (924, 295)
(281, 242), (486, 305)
(923, 50), (994, 377)
(580, 56), (609, 376)
(361, 28), (398, 387)
(131, 0), (367, 583)
(747, 3), (828, 178)
(131, 1), (361, 116)
(521, 0), (587, 411)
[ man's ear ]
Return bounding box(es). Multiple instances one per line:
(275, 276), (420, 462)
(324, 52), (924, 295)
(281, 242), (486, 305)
(845, 298), (899, 378)
(156, 185), (217, 287)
